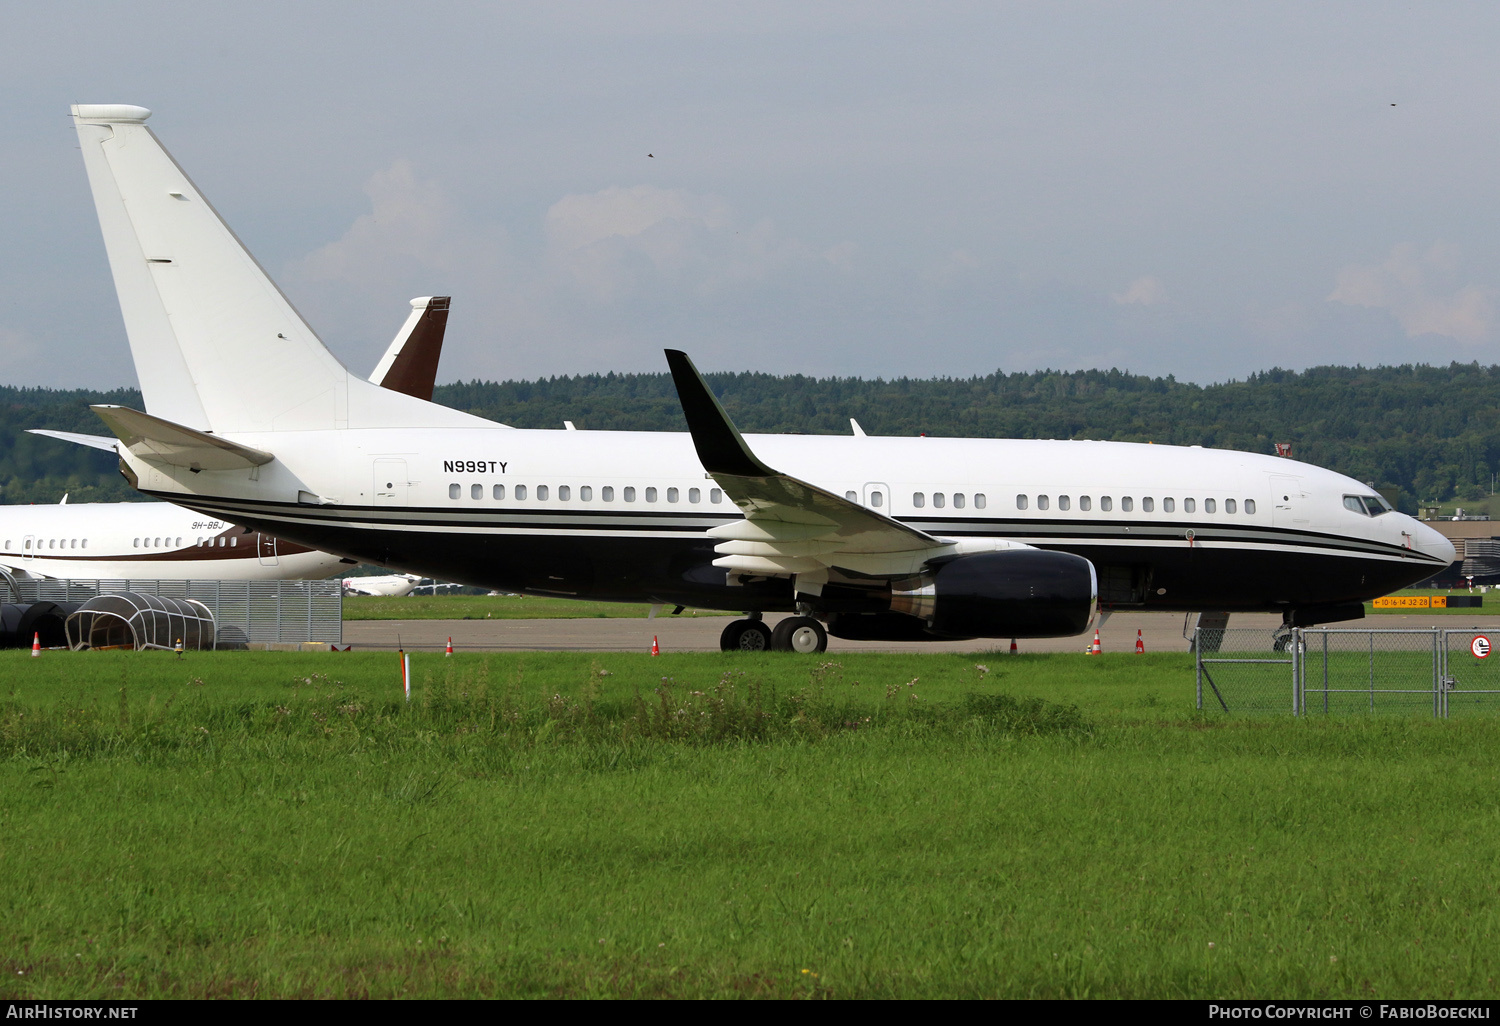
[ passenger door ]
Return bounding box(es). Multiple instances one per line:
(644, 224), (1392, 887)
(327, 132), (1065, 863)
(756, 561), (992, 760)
(1270, 474), (1309, 528)
(257, 533), (279, 566)
(373, 459), (409, 505)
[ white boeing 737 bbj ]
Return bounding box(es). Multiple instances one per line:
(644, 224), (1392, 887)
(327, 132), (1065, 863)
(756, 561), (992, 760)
(64, 104), (1455, 653)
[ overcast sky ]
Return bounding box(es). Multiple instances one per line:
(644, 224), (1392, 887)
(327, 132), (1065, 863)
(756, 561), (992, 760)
(4, 2), (1500, 388)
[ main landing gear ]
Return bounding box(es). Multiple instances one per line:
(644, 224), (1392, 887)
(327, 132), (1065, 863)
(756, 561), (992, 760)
(719, 614), (829, 654)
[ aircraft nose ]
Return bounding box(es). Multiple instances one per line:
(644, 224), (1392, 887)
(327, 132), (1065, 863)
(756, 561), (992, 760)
(1410, 519), (1456, 564)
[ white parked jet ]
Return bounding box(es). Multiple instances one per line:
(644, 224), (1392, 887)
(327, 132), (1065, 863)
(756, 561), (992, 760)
(66, 104), (1455, 653)
(3, 295), (452, 583)
(342, 573), (422, 597)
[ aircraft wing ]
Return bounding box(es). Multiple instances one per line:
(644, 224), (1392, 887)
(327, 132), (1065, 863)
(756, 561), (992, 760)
(27, 429), (120, 452)
(91, 405), (274, 471)
(665, 349), (1011, 594)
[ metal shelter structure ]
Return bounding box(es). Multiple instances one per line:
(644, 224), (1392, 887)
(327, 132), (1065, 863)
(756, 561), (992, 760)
(66, 593), (215, 651)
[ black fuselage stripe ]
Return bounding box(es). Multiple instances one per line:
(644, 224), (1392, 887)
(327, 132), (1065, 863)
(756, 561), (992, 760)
(149, 490), (1443, 565)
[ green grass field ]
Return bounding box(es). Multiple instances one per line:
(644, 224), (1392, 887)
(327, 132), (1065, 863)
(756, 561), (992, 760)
(343, 594), (726, 620)
(3, 649), (1498, 998)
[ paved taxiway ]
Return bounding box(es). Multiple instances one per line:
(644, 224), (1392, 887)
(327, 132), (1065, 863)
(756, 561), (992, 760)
(341, 612), (1500, 654)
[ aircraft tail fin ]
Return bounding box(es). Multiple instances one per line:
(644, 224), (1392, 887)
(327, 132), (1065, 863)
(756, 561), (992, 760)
(70, 105), (484, 434)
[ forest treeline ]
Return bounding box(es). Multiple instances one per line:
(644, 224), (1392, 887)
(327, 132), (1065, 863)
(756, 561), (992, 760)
(4, 363), (1498, 512)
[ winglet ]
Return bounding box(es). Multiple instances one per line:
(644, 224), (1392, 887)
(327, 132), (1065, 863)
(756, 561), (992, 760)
(369, 296), (449, 401)
(664, 350), (775, 478)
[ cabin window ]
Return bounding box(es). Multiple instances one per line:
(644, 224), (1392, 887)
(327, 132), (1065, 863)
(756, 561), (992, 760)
(28, 539), (35, 550)
(1121, 497), (1133, 512)
(870, 491), (884, 508)
(516, 485), (528, 500)
(710, 488), (723, 503)
(493, 484), (505, 500)
(974, 494), (986, 509)
(230, 538), (237, 547)
(1037, 495), (1049, 510)
(624, 487), (636, 502)
(3, 540), (8, 549)
(48, 539), (55, 549)
(602, 486), (614, 502)
(954, 493), (966, 509)
(667, 487), (678, 503)
(645, 487), (657, 502)
(175, 537), (181, 547)
(580, 486), (592, 501)
(913, 492), (925, 508)
(934, 493), (946, 509)
(537, 485), (549, 501)
(471, 483), (482, 500)
(449, 484), (460, 499)
(1163, 497), (1175, 512)
(1183, 498), (1195, 513)
(1057, 495), (1069, 511)
(1100, 496), (1113, 512)
(559, 485), (571, 501)
(689, 488), (700, 503)
(1245, 499), (1256, 514)
(1016, 494), (1029, 510)
(81, 540), (87, 550)
(1079, 496), (1091, 511)
(154, 537), (162, 547)
(218, 537), (225, 547)
(1142, 497), (1154, 513)
(846, 491), (857, 501)
(1225, 498), (1237, 514)
(1205, 498), (1217, 513)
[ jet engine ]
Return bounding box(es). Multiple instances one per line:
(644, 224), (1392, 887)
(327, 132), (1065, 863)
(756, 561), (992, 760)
(879, 549), (1097, 639)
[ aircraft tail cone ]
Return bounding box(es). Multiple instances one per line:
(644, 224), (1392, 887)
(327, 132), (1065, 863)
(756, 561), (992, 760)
(1089, 628), (1101, 655)
(651, 635), (660, 656)
(1135, 629), (1145, 654)
(31, 632), (40, 658)
(445, 636), (453, 657)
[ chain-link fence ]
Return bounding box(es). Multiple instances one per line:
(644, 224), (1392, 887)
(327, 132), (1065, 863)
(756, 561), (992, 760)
(0, 577), (342, 647)
(1195, 627), (1500, 717)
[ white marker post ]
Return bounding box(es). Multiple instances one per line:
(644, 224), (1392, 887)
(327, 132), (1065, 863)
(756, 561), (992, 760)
(399, 645), (411, 702)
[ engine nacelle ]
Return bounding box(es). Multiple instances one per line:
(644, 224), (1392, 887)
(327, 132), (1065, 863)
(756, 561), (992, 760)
(889, 549), (1097, 638)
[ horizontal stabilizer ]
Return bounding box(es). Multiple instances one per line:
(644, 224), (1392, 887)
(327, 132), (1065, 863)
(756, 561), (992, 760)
(27, 429), (119, 453)
(91, 405), (274, 471)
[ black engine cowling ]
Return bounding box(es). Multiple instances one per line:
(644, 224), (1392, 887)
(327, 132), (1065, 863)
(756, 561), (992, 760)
(887, 549), (1097, 639)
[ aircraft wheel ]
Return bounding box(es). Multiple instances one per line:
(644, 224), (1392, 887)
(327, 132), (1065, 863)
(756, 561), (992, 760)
(720, 619), (772, 652)
(771, 616), (828, 654)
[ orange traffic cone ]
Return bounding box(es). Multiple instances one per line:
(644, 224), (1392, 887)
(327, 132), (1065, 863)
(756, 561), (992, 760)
(1089, 628), (1101, 655)
(30, 632), (40, 657)
(1009, 638), (1018, 655)
(445, 636), (453, 657)
(1135, 629), (1145, 654)
(651, 635), (660, 656)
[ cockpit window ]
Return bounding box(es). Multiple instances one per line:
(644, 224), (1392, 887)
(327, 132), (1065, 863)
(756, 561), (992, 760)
(1344, 494), (1392, 517)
